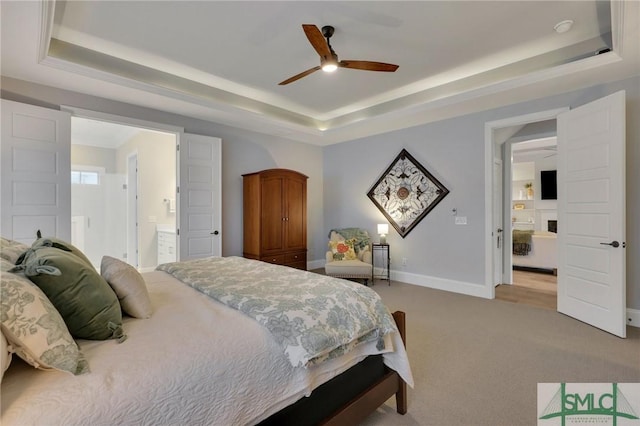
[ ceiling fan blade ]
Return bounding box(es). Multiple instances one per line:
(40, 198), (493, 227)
(302, 24), (332, 58)
(278, 66), (321, 85)
(339, 60), (399, 72)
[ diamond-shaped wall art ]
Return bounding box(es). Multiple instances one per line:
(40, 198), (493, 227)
(367, 149), (449, 238)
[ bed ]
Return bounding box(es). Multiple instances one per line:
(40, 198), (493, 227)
(1, 244), (413, 426)
(512, 231), (557, 272)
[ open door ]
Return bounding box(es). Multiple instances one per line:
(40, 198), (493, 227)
(557, 91), (626, 337)
(1, 100), (71, 243)
(178, 133), (222, 260)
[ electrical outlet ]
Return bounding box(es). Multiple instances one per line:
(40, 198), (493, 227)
(402, 257), (407, 266)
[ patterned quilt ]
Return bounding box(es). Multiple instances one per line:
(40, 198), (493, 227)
(157, 256), (398, 367)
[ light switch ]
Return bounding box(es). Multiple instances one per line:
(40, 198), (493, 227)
(455, 216), (467, 225)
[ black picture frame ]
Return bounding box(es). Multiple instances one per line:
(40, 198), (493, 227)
(367, 149), (449, 238)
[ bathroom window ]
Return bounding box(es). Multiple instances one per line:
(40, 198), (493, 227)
(71, 170), (100, 185)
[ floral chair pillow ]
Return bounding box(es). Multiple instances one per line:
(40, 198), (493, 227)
(329, 239), (358, 261)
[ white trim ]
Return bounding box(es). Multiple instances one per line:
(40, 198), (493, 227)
(484, 107), (569, 300)
(312, 259), (488, 298)
(307, 259), (326, 271)
(627, 308), (640, 329)
(61, 106), (184, 135)
(38, 0), (55, 63)
(391, 271), (489, 299)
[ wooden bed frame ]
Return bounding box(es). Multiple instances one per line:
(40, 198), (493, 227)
(260, 311), (408, 425)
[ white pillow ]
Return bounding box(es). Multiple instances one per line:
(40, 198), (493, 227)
(1, 331), (12, 382)
(0, 258), (89, 375)
(101, 256), (153, 319)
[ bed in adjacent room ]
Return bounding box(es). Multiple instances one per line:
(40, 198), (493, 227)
(1, 238), (413, 426)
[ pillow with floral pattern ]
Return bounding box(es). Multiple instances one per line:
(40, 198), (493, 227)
(0, 258), (89, 375)
(0, 237), (29, 264)
(328, 239), (357, 261)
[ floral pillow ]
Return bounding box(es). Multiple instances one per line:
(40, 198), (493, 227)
(0, 237), (29, 264)
(0, 258), (89, 375)
(1, 331), (11, 382)
(329, 239), (357, 261)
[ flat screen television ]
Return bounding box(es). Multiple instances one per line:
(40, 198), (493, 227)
(540, 170), (557, 200)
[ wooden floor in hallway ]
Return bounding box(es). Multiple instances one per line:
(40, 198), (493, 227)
(495, 269), (557, 310)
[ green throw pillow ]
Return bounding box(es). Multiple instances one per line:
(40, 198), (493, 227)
(31, 235), (93, 267)
(18, 247), (125, 341)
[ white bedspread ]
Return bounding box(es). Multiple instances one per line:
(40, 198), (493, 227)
(1, 270), (413, 426)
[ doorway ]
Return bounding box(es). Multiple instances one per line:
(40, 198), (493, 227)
(70, 116), (177, 271)
(509, 136), (558, 299)
(485, 107), (568, 299)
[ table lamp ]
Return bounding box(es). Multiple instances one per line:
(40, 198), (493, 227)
(377, 224), (389, 244)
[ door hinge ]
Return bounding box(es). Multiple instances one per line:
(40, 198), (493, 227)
(177, 229), (180, 236)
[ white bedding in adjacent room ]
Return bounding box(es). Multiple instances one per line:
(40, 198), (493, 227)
(513, 231), (557, 270)
(1, 270), (412, 426)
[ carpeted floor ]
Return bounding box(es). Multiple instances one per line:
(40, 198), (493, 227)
(357, 279), (640, 426)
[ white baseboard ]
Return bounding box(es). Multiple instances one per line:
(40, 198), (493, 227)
(307, 259), (325, 271)
(627, 308), (640, 329)
(310, 259), (487, 298)
(310, 260), (640, 325)
(391, 270), (488, 299)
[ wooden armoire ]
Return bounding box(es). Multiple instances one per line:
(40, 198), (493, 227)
(242, 169), (308, 270)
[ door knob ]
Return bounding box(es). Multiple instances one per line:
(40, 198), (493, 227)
(600, 241), (620, 248)
(211, 230), (219, 235)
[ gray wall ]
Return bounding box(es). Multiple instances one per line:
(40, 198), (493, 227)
(0, 77), (326, 263)
(2, 74), (638, 310)
(324, 75), (639, 309)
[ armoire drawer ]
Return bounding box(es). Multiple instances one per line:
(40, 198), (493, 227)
(286, 252), (306, 264)
(261, 254), (287, 265)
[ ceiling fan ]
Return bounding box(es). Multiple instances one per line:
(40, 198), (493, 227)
(278, 24), (399, 85)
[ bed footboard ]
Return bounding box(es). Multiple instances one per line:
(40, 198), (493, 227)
(321, 311), (407, 425)
(258, 311), (408, 425)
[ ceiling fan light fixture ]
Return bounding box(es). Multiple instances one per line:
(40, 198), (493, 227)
(322, 62), (338, 72)
(321, 56), (338, 72)
(278, 24), (398, 85)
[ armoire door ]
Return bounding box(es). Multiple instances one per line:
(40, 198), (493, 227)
(284, 176), (306, 251)
(261, 175), (285, 253)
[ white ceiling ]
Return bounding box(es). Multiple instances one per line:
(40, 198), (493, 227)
(71, 117), (145, 148)
(512, 137), (557, 163)
(1, 1), (639, 146)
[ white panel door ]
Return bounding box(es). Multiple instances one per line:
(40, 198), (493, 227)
(1, 100), (71, 244)
(557, 91), (626, 337)
(178, 133), (221, 260)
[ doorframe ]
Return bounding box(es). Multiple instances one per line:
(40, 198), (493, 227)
(127, 152), (139, 267)
(484, 107), (568, 299)
(62, 106), (184, 268)
(492, 157), (503, 287)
